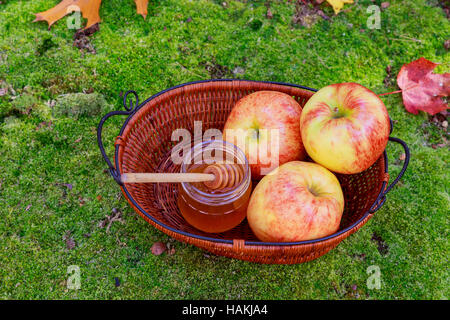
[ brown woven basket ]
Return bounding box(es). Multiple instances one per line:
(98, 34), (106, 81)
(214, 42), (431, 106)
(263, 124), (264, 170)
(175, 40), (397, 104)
(97, 79), (409, 264)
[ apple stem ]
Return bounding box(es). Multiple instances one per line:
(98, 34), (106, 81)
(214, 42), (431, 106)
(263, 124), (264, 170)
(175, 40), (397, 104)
(378, 90), (402, 96)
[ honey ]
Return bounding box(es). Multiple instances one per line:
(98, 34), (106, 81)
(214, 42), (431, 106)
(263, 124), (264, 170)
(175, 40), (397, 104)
(177, 140), (252, 233)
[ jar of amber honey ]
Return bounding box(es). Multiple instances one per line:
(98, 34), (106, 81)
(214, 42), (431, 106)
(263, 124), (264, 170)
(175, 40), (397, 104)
(177, 140), (252, 233)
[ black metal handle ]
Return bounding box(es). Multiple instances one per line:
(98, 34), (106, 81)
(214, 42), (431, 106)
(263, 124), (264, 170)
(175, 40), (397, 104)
(370, 136), (410, 213)
(383, 137), (410, 194)
(97, 90), (139, 185)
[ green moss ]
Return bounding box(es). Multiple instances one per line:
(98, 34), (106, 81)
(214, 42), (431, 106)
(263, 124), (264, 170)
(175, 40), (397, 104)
(36, 36), (57, 56)
(11, 94), (39, 114)
(0, 0), (449, 299)
(53, 92), (108, 118)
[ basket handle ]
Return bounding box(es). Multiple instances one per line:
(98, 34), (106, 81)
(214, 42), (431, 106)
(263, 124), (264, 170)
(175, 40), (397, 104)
(369, 136), (410, 213)
(97, 90), (139, 185)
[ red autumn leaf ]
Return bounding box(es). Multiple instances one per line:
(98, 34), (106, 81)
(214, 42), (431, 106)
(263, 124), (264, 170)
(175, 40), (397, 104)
(397, 57), (450, 115)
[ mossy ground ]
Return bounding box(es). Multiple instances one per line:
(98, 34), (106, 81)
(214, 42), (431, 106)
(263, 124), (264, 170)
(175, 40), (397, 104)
(0, 0), (448, 299)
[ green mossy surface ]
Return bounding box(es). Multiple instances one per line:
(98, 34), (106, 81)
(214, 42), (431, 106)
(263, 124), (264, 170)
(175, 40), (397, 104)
(0, 0), (448, 299)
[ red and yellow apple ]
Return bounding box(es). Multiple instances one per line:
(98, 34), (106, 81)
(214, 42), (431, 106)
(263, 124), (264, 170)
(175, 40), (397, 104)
(247, 161), (344, 242)
(300, 83), (390, 174)
(223, 91), (306, 179)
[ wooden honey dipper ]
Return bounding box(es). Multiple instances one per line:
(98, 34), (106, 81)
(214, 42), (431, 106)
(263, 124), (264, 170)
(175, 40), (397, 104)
(121, 163), (244, 190)
(202, 163), (244, 190)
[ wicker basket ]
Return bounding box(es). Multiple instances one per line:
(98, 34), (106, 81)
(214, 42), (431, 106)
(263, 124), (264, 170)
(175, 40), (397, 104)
(97, 79), (409, 264)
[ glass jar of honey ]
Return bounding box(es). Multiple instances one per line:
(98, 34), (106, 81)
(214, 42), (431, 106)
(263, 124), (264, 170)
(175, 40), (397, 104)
(177, 140), (252, 233)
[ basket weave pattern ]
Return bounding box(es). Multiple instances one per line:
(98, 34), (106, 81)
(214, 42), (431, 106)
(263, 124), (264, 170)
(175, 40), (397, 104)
(113, 80), (388, 264)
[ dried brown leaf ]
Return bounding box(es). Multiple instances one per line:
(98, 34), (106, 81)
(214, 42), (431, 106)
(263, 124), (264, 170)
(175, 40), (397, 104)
(34, 0), (102, 30)
(34, 0), (149, 29)
(63, 231), (76, 250)
(135, 0), (149, 19)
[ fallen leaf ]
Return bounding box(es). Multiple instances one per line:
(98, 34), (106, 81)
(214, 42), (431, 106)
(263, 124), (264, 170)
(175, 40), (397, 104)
(397, 57), (450, 115)
(325, 0), (354, 14)
(66, 237), (76, 250)
(96, 195), (102, 201)
(135, 0), (149, 19)
(34, 0), (102, 30)
(151, 242), (167, 255)
(73, 25), (98, 53)
(74, 23), (99, 38)
(371, 232), (389, 256)
(34, 0), (149, 29)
